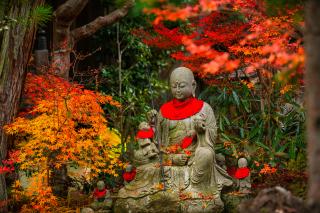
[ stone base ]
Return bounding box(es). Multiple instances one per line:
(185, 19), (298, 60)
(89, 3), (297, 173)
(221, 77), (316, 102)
(180, 198), (224, 213)
(113, 191), (224, 213)
(222, 192), (252, 213)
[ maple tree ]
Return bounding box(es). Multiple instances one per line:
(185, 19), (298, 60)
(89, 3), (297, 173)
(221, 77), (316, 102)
(4, 72), (123, 210)
(136, 0), (304, 81)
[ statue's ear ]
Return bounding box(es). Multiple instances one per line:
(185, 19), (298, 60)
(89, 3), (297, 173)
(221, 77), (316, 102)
(192, 80), (196, 97)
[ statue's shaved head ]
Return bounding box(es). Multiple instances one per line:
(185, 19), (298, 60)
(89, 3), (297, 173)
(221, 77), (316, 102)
(170, 67), (195, 83)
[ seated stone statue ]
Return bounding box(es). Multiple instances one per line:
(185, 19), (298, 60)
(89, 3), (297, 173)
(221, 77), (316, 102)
(235, 158), (251, 194)
(115, 67), (233, 212)
(117, 121), (161, 199)
(157, 67), (232, 203)
(90, 180), (112, 211)
(122, 164), (136, 184)
(133, 121), (158, 165)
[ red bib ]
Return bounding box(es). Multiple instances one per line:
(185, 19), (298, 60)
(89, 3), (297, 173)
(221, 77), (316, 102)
(136, 128), (154, 139)
(93, 188), (107, 199)
(123, 169), (136, 182)
(160, 97), (204, 120)
(235, 167), (250, 179)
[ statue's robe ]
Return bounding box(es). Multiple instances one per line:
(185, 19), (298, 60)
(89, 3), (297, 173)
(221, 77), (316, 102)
(157, 98), (233, 195)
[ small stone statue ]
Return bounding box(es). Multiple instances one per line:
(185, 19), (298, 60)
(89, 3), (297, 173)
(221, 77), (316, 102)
(122, 164), (136, 184)
(216, 153), (227, 170)
(235, 158), (251, 194)
(90, 180), (112, 211)
(117, 122), (161, 199)
(136, 121), (154, 139)
(133, 121), (158, 165)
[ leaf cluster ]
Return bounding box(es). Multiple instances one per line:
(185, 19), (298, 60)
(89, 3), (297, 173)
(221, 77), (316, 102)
(199, 78), (305, 169)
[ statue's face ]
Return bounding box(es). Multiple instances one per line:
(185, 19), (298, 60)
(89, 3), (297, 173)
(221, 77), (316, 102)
(170, 68), (196, 101)
(97, 181), (105, 190)
(238, 158), (248, 168)
(125, 164), (133, 172)
(139, 122), (150, 130)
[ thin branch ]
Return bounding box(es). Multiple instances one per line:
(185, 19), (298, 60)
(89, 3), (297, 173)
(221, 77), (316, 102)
(121, 43), (130, 55)
(71, 0), (134, 43)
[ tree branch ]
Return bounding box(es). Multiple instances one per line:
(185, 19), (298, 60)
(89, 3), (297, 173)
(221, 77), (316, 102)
(71, 0), (134, 43)
(54, 0), (89, 24)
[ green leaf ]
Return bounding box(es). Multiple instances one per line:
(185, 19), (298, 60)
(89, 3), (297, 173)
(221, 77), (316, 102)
(241, 99), (250, 113)
(240, 128), (244, 138)
(289, 140), (296, 159)
(232, 91), (240, 106)
(256, 141), (271, 151)
(219, 116), (224, 131)
(222, 115), (230, 126)
(221, 133), (231, 141)
(277, 143), (289, 153)
(249, 123), (262, 139)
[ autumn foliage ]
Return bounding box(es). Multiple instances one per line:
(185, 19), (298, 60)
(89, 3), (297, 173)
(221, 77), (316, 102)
(5, 73), (122, 210)
(136, 0), (304, 80)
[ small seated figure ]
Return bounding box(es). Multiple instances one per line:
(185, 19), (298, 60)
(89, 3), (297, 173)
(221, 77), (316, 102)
(136, 121), (154, 139)
(216, 153), (227, 170)
(133, 121), (159, 165)
(235, 158), (251, 194)
(90, 180), (112, 211)
(117, 122), (161, 199)
(122, 164), (136, 184)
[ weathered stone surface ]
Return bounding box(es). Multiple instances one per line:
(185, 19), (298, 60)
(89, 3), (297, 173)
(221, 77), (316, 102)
(114, 191), (179, 213)
(114, 190), (225, 213)
(222, 193), (251, 213)
(238, 186), (308, 213)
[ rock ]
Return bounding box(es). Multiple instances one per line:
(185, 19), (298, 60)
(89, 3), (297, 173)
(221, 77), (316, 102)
(238, 186), (309, 213)
(222, 192), (251, 213)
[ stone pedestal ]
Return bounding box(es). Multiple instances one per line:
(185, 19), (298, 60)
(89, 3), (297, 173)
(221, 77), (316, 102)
(114, 190), (225, 213)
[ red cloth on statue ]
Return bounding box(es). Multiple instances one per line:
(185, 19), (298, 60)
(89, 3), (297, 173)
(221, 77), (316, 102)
(123, 169), (136, 182)
(234, 167), (250, 179)
(160, 97), (204, 120)
(93, 188), (107, 199)
(180, 136), (194, 149)
(136, 128), (154, 139)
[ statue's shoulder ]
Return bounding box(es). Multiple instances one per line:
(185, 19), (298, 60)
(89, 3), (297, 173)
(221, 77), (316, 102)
(200, 101), (215, 115)
(202, 101), (213, 110)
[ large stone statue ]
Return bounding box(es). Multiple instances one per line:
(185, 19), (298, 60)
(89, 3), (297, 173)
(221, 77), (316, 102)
(115, 67), (233, 213)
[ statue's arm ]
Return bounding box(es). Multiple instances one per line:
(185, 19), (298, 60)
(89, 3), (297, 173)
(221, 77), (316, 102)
(194, 103), (217, 148)
(203, 103), (218, 140)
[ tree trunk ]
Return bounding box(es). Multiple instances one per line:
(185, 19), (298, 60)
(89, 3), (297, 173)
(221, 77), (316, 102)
(52, 0), (89, 79)
(0, 0), (44, 211)
(305, 0), (320, 211)
(52, 0), (134, 78)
